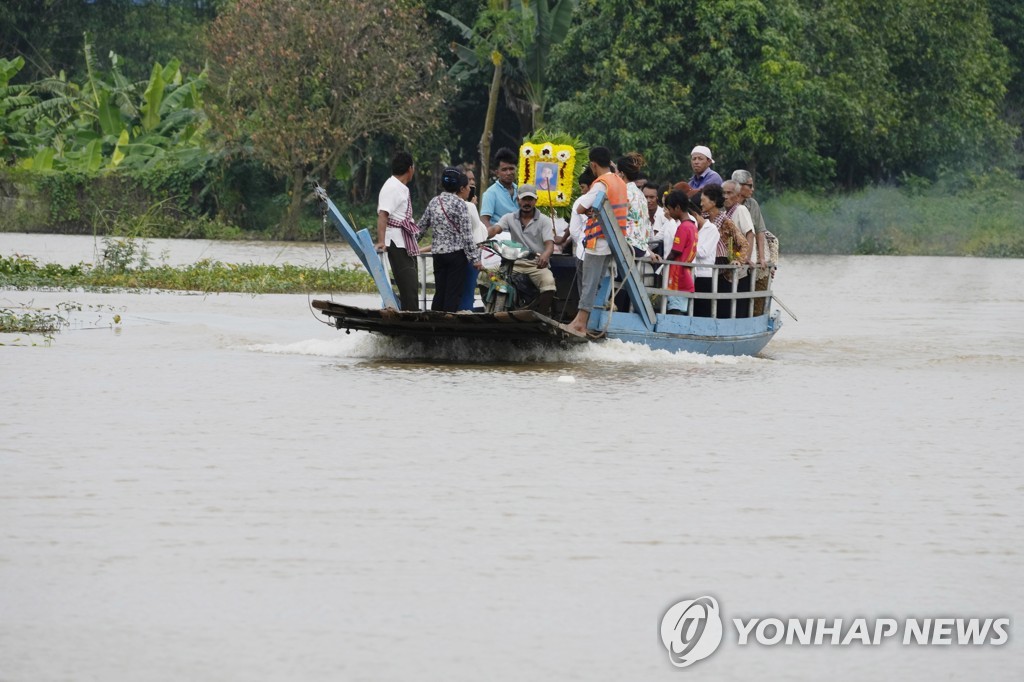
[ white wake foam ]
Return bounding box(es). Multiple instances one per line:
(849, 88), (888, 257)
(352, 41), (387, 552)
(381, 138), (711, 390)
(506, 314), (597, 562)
(248, 333), (762, 366)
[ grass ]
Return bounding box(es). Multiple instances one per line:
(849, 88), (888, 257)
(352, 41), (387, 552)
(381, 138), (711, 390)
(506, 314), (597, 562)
(0, 253), (378, 295)
(763, 170), (1024, 257)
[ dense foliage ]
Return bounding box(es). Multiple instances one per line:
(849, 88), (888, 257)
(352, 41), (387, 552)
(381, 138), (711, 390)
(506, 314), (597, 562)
(549, 0), (1014, 187)
(1, 0), (1023, 252)
(3, 47), (209, 173)
(0, 1), (218, 81)
(205, 0), (452, 237)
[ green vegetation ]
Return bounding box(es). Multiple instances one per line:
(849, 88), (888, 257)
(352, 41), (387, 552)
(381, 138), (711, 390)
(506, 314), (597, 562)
(0, 304), (68, 333)
(0, 300), (74, 346)
(1, 300), (134, 345)
(1, 1), (1023, 255)
(205, 0), (452, 237)
(440, 0), (577, 189)
(548, 0), (1014, 187)
(767, 171), (1024, 257)
(0, 252), (376, 295)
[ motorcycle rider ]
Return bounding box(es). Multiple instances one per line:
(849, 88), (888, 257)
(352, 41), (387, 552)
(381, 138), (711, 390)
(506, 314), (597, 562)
(491, 184), (557, 316)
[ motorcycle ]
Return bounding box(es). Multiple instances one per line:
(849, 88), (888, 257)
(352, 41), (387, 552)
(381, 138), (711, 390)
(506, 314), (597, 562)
(479, 239), (540, 313)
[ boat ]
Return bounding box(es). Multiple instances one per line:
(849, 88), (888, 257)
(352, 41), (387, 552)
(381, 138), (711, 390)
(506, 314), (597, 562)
(311, 185), (783, 355)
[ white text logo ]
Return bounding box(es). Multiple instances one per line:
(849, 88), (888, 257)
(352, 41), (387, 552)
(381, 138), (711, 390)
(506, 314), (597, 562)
(660, 596), (724, 668)
(732, 617), (1010, 646)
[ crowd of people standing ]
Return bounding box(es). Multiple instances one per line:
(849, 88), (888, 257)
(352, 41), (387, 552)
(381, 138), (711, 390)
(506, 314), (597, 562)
(373, 143), (774, 324)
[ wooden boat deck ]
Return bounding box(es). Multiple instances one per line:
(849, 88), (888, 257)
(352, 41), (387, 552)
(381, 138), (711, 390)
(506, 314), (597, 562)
(312, 300), (590, 345)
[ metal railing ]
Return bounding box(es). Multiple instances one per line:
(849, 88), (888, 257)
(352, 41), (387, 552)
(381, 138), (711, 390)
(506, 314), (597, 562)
(635, 257), (776, 319)
(385, 251), (775, 320)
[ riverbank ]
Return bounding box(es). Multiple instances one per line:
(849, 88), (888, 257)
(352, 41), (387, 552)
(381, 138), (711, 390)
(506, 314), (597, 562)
(766, 176), (1024, 257)
(5, 173), (1023, 258)
(0, 254), (376, 295)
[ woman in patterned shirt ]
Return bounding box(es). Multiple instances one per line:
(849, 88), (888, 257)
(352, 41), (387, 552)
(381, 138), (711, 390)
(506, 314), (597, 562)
(616, 152), (652, 256)
(418, 168), (482, 312)
(700, 184), (748, 318)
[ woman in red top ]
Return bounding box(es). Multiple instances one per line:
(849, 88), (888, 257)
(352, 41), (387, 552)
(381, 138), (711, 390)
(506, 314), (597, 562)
(652, 189), (698, 315)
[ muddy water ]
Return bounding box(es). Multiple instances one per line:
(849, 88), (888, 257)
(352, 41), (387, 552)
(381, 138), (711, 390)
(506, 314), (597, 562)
(1, 244), (1022, 681)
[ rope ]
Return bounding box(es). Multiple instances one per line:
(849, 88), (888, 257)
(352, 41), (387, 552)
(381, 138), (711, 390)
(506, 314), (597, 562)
(307, 185), (336, 327)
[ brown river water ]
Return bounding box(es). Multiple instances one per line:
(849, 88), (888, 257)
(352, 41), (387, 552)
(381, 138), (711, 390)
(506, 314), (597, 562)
(1, 233), (1022, 681)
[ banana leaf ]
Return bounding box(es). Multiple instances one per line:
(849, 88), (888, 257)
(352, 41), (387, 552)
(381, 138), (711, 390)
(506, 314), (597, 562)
(29, 147), (55, 171)
(61, 138), (104, 172)
(1, 56), (25, 87)
(155, 109), (200, 137)
(120, 142), (163, 157)
(110, 129), (129, 167)
(161, 59), (182, 87)
(140, 63), (166, 131)
(96, 89), (123, 137)
(159, 80), (203, 116)
(83, 138), (103, 172)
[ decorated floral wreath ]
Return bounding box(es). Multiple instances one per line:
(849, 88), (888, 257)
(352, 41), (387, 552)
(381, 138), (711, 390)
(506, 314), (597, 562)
(518, 141), (576, 208)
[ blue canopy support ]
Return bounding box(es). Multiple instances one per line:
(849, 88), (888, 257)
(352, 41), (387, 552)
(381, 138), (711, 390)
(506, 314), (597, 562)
(316, 187), (399, 310)
(588, 188), (657, 330)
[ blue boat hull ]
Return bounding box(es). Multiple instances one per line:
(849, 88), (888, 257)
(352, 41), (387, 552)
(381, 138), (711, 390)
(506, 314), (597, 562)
(600, 311), (782, 355)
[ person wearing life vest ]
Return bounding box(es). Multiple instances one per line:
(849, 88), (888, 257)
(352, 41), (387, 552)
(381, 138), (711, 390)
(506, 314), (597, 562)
(565, 146), (628, 336)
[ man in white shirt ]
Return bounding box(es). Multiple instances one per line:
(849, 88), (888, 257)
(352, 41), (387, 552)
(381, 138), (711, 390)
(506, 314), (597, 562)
(692, 196), (720, 318)
(375, 152), (420, 310)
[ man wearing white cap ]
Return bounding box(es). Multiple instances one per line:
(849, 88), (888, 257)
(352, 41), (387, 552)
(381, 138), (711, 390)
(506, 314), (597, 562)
(688, 145), (723, 190)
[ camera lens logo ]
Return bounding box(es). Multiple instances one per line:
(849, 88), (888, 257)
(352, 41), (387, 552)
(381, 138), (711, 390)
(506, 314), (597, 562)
(660, 596), (724, 668)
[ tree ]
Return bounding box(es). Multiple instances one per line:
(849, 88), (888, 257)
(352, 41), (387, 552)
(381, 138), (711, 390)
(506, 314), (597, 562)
(550, 0), (709, 181)
(988, 0), (1024, 155)
(801, 0), (1012, 184)
(441, 0), (520, 192)
(206, 0), (451, 238)
(687, 0), (828, 186)
(548, 0), (1012, 189)
(0, 1), (218, 81)
(503, 0), (578, 132)
(440, 0), (577, 190)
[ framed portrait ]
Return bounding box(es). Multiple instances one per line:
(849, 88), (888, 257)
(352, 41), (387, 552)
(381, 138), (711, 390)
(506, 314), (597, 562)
(518, 142), (576, 207)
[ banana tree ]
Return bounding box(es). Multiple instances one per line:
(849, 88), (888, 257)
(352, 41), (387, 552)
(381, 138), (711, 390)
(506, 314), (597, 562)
(8, 37), (209, 173)
(439, 0), (518, 193)
(440, 0), (577, 175)
(0, 56), (41, 160)
(507, 0), (577, 131)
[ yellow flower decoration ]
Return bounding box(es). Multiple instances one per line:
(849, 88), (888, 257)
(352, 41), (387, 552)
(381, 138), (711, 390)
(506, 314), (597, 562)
(519, 142), (575, 208)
